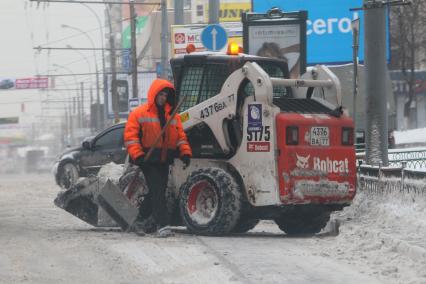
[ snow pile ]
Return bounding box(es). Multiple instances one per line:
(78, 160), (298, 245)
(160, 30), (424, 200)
(329, 191), (426, 283)
(394, 127), (426, 146)
(97, 162), (125, 182)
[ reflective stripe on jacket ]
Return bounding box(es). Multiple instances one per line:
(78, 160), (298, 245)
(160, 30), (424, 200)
(123, 79), (192, 163)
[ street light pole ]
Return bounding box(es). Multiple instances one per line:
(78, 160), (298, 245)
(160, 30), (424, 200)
(53, 77), (75, 145)
(79, 2), (105, 131)
(66, 44), (93, 126)
(209, 0), (220, 24)
(106, 3), (119, 123)
(53, 63), (83, 129)
(61, 24), (100, 129)
(130, 0), (138, 98)
(160, 0), (168, 79)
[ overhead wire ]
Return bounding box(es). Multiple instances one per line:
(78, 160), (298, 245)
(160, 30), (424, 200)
(36, 15), (132, 48)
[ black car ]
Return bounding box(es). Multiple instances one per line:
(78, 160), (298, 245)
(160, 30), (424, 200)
(53, 123), (127, 189)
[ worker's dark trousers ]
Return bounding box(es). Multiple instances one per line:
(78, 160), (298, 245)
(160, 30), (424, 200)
(139, 163), (170, 228)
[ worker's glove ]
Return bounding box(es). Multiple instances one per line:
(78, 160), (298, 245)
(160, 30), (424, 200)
(180, 155), (191, 169)
(134, 156), (146, 168)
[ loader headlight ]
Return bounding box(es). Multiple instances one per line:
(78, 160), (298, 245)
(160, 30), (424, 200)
(342, 127), (354, 145)
(286, 126), (299, 145)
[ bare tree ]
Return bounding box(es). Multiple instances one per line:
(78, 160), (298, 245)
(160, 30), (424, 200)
(389, 0), (426, 127)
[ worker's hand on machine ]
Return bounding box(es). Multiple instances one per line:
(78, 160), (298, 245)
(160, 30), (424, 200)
(181, 155), (191, 169)
(134, 156), (146, 168)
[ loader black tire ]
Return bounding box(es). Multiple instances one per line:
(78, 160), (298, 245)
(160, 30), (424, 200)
(275, 208), (331, 235)
(231, 218), (260, 233)
(179, 167), (243, 236)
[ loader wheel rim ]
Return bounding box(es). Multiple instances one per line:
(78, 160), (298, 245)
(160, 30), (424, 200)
(187, 180), (218, 225)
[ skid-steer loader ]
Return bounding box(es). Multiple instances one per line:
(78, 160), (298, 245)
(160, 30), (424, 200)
(166, 51), (355, 235)
(56, 50), (356, 235)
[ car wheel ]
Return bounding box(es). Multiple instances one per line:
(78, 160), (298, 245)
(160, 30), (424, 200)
(58, 163), (79, 189)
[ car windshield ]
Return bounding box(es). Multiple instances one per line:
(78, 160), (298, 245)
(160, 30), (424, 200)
(94, 127), (124, 150)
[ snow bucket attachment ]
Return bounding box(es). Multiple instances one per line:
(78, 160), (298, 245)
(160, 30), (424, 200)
(96, 179), (139, 231)
(54, 176), (116, 227)
(54, 163), (147, 230)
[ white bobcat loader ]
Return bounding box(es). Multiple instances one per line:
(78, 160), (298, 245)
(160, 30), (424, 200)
(55, 52), (356, 235)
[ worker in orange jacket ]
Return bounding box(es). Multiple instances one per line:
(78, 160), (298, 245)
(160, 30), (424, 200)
(124, 79), (192, 237)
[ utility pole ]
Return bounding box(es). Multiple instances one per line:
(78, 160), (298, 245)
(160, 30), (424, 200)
(77, 95), (81, 129)
(90, 87), (94, 131)
(109, 3), (119, 123)
(69, 103), (74, 145)
(209, 0), (220, 24)
(64, 109), (69, 147)
(80, 82), (85, 128)
(160, 0), (168, 79)
(353, 0), (410, 166)
(130, 0), (138, 98)
(174, 0), (184, 25)
(351, 18), (360, 133)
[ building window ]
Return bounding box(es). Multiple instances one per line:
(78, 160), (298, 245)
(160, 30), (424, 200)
(196, 5), (203, 17)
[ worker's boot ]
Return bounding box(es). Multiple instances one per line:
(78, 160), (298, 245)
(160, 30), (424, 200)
(154, 226), (174, 238)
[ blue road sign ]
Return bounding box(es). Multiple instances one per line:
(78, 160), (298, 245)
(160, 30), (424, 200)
(128, 98), (139, 112)
(121, 48), (131, 72)
(252, 0), (390, 65)
(201, 24), (228, 51)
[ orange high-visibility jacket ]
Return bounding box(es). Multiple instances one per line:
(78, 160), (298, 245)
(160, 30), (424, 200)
(124, 79), (192, 163)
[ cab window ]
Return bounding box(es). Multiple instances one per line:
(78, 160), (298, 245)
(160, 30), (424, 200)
(243, 63), (291, 98)
(180, 66), (203, 110)
(179, 64), (229, 111)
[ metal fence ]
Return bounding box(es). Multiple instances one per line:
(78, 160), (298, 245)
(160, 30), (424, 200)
(357, 148), (426, 169)
(358, 165), (426, 194)
(357, 148), (426, 195)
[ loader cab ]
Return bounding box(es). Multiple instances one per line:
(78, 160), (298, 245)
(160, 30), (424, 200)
(171, 54), (292, 110)
(170, 53), (292, 158)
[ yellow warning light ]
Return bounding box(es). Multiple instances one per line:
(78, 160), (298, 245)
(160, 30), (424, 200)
(227, 42), (243, 55)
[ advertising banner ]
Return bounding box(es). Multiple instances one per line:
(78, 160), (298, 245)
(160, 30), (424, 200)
(248, 24), (301, 78)
(252, 0), (389, 64)
(0, 77), (48, 90)
(171, 22), (243, 57)
(243, 10), (307, 78)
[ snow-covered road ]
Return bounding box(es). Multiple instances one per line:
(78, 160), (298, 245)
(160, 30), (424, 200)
(0, 174), (425, 284)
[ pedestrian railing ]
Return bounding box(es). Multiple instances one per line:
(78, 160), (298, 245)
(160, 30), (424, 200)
(356, 148), (426, 169)
(356, 148), (426, 195)
(357, 164), (426, 195)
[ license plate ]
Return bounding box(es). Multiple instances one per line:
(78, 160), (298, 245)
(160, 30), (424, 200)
(310, 127), (329, 146)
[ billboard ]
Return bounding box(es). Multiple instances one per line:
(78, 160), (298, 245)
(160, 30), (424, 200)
(243, 10), (307, 78)
(171, 22), (243, 57)
(252, 0), (389, 64)
(0, 77), (48, 90)
(218, 2), (251, 22)
(197, 0), (251, 23)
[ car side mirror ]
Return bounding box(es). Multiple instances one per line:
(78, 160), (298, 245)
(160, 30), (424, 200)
(82, 141), (92, 150)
